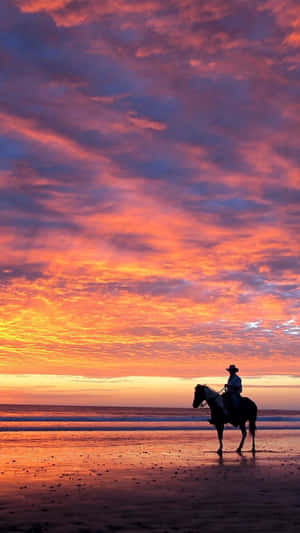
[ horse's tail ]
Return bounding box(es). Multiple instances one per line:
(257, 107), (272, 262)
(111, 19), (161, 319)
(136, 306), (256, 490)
(249, 401), (257, 436)
(249, 417), (256, 436)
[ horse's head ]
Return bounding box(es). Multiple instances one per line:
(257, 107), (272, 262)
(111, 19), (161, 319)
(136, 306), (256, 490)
(193, 384), (206, 408)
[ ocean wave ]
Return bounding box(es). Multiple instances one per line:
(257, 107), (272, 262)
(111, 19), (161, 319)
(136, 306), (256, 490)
(0, 416), (299, 422)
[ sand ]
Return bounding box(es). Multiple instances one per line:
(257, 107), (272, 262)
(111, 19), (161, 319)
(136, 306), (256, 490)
(0, 429), (300, 532)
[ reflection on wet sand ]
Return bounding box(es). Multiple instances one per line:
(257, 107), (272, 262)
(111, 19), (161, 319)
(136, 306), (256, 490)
(0, 430), (300, 532)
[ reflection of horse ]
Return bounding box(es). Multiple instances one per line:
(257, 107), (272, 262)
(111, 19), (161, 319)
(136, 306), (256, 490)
(193, 385), (257, 456)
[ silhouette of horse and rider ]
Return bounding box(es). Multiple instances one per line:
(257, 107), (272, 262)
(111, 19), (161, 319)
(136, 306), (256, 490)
(193, 365), (257, 455)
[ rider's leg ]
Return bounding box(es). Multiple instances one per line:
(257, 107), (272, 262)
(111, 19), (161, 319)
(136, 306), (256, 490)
(232, 394), (240, 409)
(231, 394), (241, 424)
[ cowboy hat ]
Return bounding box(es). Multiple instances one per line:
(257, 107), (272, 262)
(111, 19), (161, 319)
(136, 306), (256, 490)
(226, 364), (239, 372)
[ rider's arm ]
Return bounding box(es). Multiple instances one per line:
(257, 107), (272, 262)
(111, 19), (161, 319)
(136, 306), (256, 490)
(226, 375), (242, 393)
(230, 375), (242, 393)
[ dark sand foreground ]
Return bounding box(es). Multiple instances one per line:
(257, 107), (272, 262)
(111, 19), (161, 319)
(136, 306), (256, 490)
(0, 429), (300, 532)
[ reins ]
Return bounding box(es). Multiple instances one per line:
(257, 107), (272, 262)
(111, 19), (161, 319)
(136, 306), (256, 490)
(200, 386), (225, 408)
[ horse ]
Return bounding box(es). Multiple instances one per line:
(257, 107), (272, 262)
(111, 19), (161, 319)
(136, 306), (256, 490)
(193, 384), (257, 456)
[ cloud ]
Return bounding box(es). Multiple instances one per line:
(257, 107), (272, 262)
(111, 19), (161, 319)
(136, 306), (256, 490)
(0, 0), (298, 386)
(0, 263), (47, 284)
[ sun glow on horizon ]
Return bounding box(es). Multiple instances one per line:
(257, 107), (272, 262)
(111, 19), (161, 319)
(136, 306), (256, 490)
(0, 374), (299, 409)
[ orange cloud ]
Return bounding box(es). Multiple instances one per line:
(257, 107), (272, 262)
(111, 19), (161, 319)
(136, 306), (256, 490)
(1, 0), (299, 403)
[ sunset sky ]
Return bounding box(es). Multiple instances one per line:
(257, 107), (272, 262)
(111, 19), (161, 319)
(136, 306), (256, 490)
(0, 0), (299, 407)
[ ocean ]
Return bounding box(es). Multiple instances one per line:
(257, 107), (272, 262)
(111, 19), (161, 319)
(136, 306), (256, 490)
(0, 404), (300, 432)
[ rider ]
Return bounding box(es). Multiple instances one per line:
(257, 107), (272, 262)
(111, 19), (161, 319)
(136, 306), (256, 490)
(224, 364), (242, 420)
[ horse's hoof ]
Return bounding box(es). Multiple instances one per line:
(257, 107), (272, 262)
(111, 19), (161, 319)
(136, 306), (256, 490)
(217, 449), (223, 456)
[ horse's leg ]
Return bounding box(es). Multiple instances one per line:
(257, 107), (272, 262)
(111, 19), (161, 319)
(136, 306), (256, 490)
(237, 421), (247, 453)
(216, 423), (224, 455)
(249, 418), (256, 454)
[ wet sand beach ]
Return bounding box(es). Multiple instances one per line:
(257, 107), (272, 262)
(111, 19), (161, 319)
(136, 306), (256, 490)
(0, 429), (300, 532)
